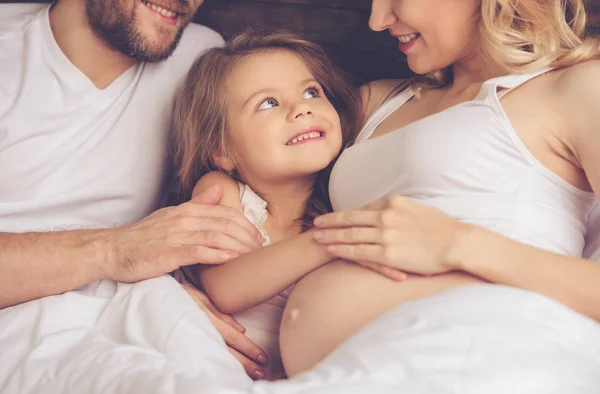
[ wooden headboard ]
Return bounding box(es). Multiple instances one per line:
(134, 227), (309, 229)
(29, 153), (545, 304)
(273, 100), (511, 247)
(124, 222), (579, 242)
(12, 0), (600, 82)
(195, 0), (600, 83)
(193, 0), (408, 83)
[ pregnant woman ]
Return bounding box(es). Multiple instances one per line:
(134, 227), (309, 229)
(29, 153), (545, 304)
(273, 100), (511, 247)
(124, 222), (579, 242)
(276, 0), (600, 390)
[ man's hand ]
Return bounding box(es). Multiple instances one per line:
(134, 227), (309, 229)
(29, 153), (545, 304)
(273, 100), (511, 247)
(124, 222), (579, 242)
(182, 284), (268, 380)
(106, 185), (262, 283)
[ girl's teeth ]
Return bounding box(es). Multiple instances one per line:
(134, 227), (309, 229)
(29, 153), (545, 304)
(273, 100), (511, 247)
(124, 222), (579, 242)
(287, 131), (322, 145)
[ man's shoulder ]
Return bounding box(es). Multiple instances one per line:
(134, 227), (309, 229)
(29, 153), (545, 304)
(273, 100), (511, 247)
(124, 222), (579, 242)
(148, 22), (224, 79)
(171, 22), (224, 62)
(0, 3), (46, 33)
(180, 23), (225, 48)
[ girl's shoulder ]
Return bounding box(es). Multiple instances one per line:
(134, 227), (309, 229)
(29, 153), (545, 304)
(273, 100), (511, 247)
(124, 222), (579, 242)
(192, 171), (243, 212)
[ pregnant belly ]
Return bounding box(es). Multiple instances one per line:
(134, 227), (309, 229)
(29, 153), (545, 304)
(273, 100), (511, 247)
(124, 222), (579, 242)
(279, 260), (484, 377)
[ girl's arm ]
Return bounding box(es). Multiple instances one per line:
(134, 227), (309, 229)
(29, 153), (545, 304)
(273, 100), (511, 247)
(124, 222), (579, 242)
(313, 61), (600, 322)
(198, 231), (333, 314)
(188, 172), (334, 315)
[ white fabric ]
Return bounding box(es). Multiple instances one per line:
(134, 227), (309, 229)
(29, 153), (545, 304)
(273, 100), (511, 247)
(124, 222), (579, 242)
(2, 6), (599, 391)
(254, 284), (600, 394)
(238, 182), (271, 246)
(2, 279), (600, 394)
(223, 183), (291, 379)
(0, 276), (253, 394)
(584, 203), (600, 261)
(0, 3), (224, 232)
(173, 182), (290, 380)
(330, 68), (597, 257)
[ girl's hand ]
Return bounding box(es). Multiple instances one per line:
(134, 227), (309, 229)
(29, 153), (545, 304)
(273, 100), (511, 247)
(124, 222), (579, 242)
(313, 196), (466, 276)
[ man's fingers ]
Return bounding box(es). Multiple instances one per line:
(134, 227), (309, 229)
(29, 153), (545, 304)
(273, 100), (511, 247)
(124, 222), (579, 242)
(189, 231), (254, 255)
(178, 246), (238, 266)
(190, 185), (223, 205)
(183, 204), (262, 246)
(228, 347), (266, 380)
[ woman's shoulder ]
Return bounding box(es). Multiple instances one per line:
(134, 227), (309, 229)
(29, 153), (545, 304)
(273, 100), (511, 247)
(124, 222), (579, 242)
(545, 61), (600, 148)
(359, 79), (409, 120)
(553, 60), (600, 94)
(550, 60), (600, 119)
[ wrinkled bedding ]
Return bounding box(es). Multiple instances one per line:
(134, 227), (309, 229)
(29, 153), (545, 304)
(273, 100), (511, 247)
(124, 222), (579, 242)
(1, 275), (600, 394)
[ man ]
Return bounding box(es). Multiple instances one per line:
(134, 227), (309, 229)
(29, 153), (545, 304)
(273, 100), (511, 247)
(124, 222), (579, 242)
(0, 0), (267, 379)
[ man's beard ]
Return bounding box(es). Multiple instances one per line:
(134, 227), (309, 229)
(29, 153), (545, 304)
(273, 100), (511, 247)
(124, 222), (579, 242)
(85, 0), (192, 63)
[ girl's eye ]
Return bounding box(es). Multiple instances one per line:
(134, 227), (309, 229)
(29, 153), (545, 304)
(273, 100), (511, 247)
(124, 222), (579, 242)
(257, 97), (278, 111)
(303, 86), (322, 99)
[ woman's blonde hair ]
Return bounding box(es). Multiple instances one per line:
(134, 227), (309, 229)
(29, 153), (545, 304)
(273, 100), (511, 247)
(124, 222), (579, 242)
(170, 29), (362, 230)
(413, 0), (600, 90)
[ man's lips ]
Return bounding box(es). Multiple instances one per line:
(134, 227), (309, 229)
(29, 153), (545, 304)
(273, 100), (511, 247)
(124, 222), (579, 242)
(140, 0), (188, 17)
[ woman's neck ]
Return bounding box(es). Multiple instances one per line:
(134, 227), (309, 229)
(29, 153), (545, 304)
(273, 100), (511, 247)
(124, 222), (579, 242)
(450, 54), (507, 93)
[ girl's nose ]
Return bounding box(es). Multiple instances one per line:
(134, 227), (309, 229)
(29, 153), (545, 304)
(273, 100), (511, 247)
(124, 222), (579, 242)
(290, 102), (313, 120)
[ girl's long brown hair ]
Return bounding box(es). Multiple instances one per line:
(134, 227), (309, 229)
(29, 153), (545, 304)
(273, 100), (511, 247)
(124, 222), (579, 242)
(171, 29), (362, 231)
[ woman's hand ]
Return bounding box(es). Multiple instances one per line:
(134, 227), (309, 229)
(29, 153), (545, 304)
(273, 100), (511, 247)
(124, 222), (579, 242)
(181, 284), (269, 380)
(313, 196), (466, 276)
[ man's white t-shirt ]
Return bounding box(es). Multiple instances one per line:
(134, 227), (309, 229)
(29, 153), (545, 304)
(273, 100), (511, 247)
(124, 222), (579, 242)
(0, 3), (224, 232)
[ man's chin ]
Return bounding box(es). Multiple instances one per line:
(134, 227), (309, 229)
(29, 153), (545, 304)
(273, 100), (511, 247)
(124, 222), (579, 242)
(131, 27), (185, 62)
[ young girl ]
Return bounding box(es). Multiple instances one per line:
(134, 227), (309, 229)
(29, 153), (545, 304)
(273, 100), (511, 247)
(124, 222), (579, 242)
(170, 30), (401, 381)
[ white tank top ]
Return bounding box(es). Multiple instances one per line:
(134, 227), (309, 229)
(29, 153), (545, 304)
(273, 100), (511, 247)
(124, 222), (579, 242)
(330, 69), (597, 257)
(233, 183), (290, 380)
(175, 182), (290, 380)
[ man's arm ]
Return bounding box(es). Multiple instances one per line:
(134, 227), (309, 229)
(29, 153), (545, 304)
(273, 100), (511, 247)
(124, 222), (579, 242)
(0, 230), (111, 308)
(0, 185), (262, 309)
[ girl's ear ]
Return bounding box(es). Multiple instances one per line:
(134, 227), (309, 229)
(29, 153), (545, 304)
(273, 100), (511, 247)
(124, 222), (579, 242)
(213, 155), (236, 171)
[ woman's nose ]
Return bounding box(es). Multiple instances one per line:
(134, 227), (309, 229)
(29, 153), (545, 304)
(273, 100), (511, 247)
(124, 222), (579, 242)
(369, 0), (398, 32)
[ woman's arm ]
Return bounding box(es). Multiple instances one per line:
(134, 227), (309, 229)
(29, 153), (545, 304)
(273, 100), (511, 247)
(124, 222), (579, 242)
(450, 225), (600, 321)
(313, 61), (600, 322)
(189, 172), (334, 315)
(432, 61), (600, 321)
(314, 197), (600, 322)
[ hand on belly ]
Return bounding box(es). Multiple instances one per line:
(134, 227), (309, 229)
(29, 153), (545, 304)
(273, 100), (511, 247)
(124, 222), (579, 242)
(279, 260), (482, 377)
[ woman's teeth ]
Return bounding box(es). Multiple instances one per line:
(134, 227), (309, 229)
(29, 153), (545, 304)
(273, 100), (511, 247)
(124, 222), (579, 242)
(141, 0), (178, 17)
(398, 33), (420, 43)
(286, 131), (323, 145)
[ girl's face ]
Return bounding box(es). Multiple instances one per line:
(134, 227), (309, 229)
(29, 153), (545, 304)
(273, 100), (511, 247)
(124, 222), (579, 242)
(222, 50), (343, 184)
(369, 0), (481, 74)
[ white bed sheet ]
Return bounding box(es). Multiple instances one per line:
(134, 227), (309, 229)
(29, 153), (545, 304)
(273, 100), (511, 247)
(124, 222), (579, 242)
(1, 276), (600, 394)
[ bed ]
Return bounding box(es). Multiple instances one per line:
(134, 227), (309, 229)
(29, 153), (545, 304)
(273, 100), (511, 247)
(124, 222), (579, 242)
(2, 2), (600, 394)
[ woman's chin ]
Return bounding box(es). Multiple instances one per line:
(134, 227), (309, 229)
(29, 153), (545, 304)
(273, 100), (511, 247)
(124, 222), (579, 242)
(405, 57), (448, 78)
(406, 62), (433, 76)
